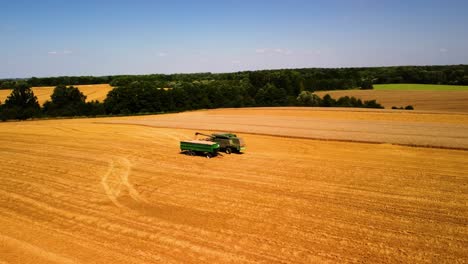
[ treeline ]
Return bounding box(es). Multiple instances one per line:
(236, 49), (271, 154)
(296, 91), (383, 108)
(1, 65), (467, 91)
(106, 65), (468, 91)
(0, 84), (105, 121)
(0, 81), (384, 121)
(102, 65), (468, 89)
(103, 80), (381, 114)
(0, 76), (111, 89)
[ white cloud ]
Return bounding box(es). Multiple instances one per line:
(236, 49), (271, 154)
(284, 49), (293, 55)
(256, 48), (293, 55)
(47, 50), (72, 55)
(439, 48), (448, 53)
(231, 60), (241, 64)
(274, 48), (293, 55)
(305, 49), (322, 55)
(158, 52), (168, 57)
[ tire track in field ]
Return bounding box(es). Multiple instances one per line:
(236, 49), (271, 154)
(0, 234), (78, 264)
(101, 156), (147, 208)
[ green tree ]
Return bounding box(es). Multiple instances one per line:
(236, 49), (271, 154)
(320, 94), (336, 107)
(83, 100), (106, 116)
(296, 91), (321, 106)
(1, 82), (41, 120)
(254, 88), (267, 106)
(259, 83), (288, 106)
(104, 81), (169, 114)
(336, 96), (353, 107)
(349, 97), (363, 107)
(43, 85), (87, 116)
(363, 100), (384, 109)
(360, 79), (374, 89)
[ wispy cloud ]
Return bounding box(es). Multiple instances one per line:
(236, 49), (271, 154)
(439, 48), (448, 53)
(158, 52), (168, 57)
(276, 48), (293, 55)
(255, 48), (293, 55)
(231, 60), (241, 64)
(47, 50), (72, 55)
(305, 49), (323, 55)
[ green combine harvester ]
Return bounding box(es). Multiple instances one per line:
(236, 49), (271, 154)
(195, 132), (246, 154)
(180, 132), (246, 158)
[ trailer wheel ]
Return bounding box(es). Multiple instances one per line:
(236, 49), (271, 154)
(225, 148), (232, 154)
(206, 153), (212, 159)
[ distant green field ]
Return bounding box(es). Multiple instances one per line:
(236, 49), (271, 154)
(374, 84), (468, 91)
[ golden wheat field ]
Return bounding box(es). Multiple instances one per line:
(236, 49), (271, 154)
(0, 84), (112, 105)
(315, 90), (468, 113)
(1, 108), (467, 263)
(104, 107), (468, 149)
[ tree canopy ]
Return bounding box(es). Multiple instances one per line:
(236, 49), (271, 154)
(2, 65), (467, 90)
(5, 64), (465, 120)
(43, 85), (105, 117)
(0, 82), (40, 120)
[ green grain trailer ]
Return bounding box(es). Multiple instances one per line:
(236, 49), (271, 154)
(180, 140), (220, 158)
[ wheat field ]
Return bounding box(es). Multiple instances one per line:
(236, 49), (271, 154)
(315, 90), (468, 113)
(1, 108), (467, 263)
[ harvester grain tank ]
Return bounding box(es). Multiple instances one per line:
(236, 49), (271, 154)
(195, 132), (246, 154)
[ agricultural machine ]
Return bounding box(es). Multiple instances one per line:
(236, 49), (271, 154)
(180, 140), (220, 158)
(179, 132), (246, 158)
(195, 132), (246, 154)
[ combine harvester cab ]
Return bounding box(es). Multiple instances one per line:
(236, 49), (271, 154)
(195, 132), (246, 154)
(180, 140), (220, 158)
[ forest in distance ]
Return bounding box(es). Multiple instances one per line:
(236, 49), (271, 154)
(1, 65), (468, 90)
(0, 82), (384, 121)
(1, 65), (467, 120)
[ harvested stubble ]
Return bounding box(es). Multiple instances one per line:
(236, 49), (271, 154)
(104, 107), (468, 150)
(0, 107), (467, 263)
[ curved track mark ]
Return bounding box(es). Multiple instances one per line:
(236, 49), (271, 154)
(100, 157), (146, 208)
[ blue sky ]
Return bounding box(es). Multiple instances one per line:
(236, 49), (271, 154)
(1, 0), (468, 78)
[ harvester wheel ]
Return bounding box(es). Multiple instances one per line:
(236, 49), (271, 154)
(206, 153), (212, 159)
(225, 148), (232, 154)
